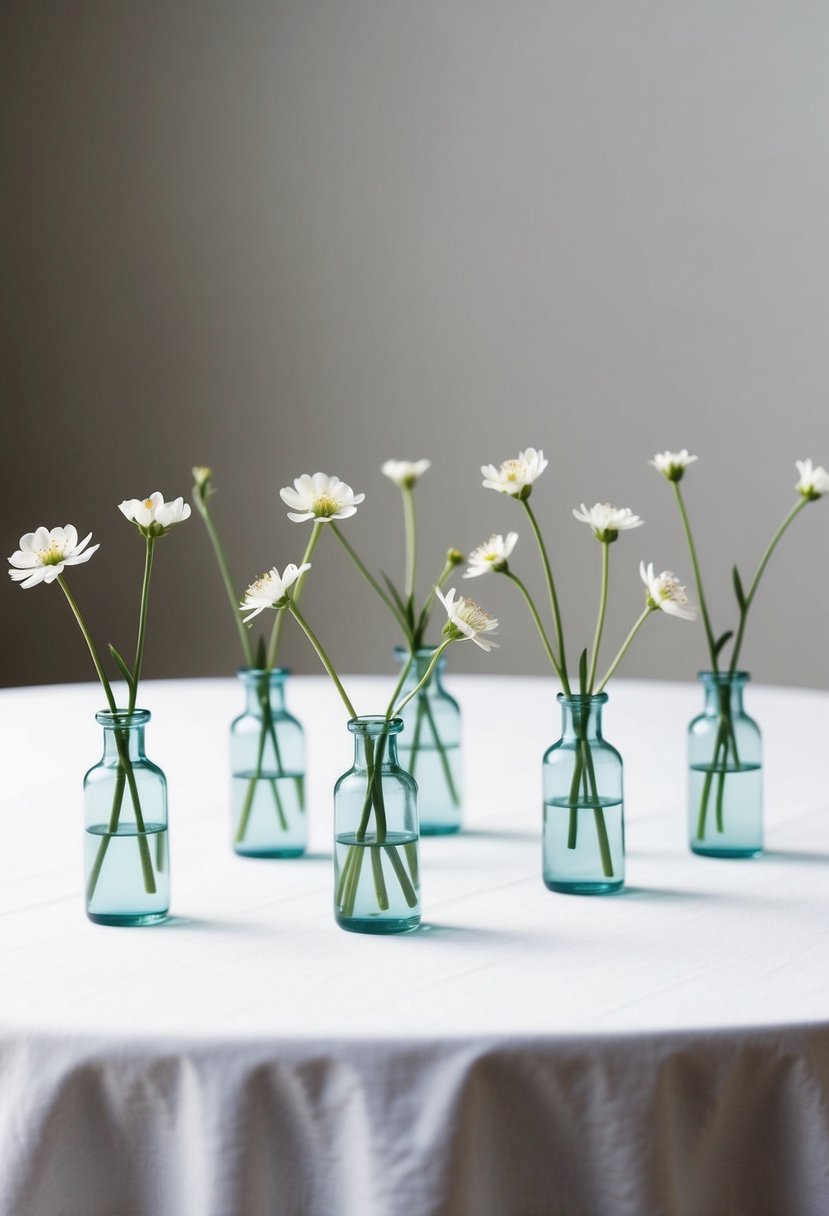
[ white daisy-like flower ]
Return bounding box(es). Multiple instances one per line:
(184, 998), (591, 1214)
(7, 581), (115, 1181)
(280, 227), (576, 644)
(279, 473), (365, 523)
(573, 502), (644, 543)
(381, 459), (431, 488)
(650, 450), (698, 482)
(119, 492), (191, 537)
(240, 563), (312, 623)
(795, 459), (829, 501)
(8, 525), (99, 589)
(640, 561), (696, 620)
(463, 532), (518, 578)
(436, 586), (499, 651)
(481, 448), (548, 499)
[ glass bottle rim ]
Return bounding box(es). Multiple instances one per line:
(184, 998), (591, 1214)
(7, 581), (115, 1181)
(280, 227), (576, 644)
(393, 644), (444, 661)
(348, 715), (404, 736)
(95, 708), (151, 727)
(697, 670), (750, 685)
(236, 665), (292, 681)
(556, 692), (609, 706)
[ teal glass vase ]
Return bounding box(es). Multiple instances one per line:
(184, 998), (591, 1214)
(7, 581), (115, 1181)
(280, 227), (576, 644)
(230, 667), (306, 858)
(334, 716), (421, 934)
(393, 645), (462, 835)
(542, 693), (625, 894)
(688, 671), (762, 857)
(84, 709), (169, 926)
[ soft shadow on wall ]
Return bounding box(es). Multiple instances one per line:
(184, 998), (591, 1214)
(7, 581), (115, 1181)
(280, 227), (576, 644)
(2, 1), (828, 688)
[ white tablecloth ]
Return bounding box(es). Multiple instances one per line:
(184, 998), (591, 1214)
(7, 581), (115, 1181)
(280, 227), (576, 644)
(2, 675), (829, 1215)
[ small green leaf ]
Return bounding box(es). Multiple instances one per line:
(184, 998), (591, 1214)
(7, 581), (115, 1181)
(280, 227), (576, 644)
(732, 565), (746, 610)
(578, 648), (589, 695)
(108, 644), (136, 695)
(381, 573), (411, 624)
(713, 630), (734, 659)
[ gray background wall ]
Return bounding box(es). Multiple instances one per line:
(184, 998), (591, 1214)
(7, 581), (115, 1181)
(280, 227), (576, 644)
(2, 0), (828, 689)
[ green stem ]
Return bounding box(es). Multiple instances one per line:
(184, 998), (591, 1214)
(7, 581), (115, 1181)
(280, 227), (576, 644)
(421, 692), (460, 806)
(504, 571), (563, 682)
(287, 601), (358, 719)
(522, 499), (570, 692)
(195, 497), (253, 665)
(402, 486), (417, 604)
(587, 542), (610, 693)
(130, 536), (155, 713)
(57, 577), (117, 711)
(413, 557), (455, 648)
(728, 497), (808, 674)
(393, 641), (452, 717)
(674, 482), (719, 670)
(267, 522), (323, 668)
(596, 607), (653, 693)
(331, 523), (411, 636)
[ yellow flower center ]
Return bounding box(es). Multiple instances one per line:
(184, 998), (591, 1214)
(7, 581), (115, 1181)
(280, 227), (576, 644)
(38, 542), (64, 566)
(144, 498), (154, 509)
(312, 493), (339, 518)
(502, 460), (522, 482)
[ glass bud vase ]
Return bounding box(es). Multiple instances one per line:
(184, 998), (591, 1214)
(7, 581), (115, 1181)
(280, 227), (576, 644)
(334, 716), (421, 934)
(393, 645), (462, 835)
(230, 667), (306, 858)
(542, 693), (625, 894)
(84, 709), (169, 926)
(688, 671), (762, 857)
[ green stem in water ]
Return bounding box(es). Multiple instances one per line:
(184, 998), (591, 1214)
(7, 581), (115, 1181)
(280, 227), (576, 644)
(504, 571), (563, 683)
(522, 498), (570, 693)
(587, 542), (610, 693)
(286, 601), (358, 719)
(728, 497), (808, 675)
(330, 523), (411, 636)
(194, 495), (253, 666)
(267, 522), (323, 668)
(673, 482), (719, 671)
(596, 607), (653, 693)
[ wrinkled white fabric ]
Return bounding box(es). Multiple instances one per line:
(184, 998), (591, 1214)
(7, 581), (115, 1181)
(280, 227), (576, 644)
(2, 676), (829, 1215)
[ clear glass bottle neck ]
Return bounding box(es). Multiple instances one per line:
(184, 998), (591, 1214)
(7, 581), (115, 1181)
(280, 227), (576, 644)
(699, 672), (748, 716)
(558, 695), (606, 741)
(238, 668), (288, 715)
(349, 718), (402, 769)
(99, 717), (148, 762)
(394, 646), (445, 692)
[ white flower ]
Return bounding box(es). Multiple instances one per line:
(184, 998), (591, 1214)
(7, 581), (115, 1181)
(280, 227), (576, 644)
(481, 448), (548, 499)
(280, 473), (365, 523)
(381, 459), (431, 488)
(650, 450), (698, 482)
(573, 502), (644, 542)
(8, 525), (99, 589)
(240, 563), (312, 623)
(795, 459), (829, 501)
(119, 492), (191, 537)
(463, 532), (518, 578)
(640, 561), (696, 620)
(436, 586), (499, 651)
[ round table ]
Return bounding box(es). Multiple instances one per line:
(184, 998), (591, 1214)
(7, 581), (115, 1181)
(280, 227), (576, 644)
(2, 675), (829, 1215)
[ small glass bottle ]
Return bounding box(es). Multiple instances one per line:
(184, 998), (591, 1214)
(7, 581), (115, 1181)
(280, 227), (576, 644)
(84, 709), (169, 926)
(393, 645), (462, 835)
(688, 671), (762, 857)
(230, 667), (306, 858)
(334, 716), (421, 934)
(542, 693), (625, 894)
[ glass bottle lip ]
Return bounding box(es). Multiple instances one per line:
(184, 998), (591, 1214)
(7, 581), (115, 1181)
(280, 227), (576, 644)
(557, 692), (609, 706)
(393, 645), (443, 661)
(348, 715), (404, 736)
(236, 666), (292, 681)
(697, 670), (750, 685)
(96, 708), (151, 727)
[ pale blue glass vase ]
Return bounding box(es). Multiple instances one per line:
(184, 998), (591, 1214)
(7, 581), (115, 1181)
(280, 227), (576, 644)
(688, 671), (762, 857)
(230, 667), (306, 858)
(84, 709), (169, 926)
(334, 716), (421, 934)
(542, 693), (625, 894)
(393, 646), (462, 835)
